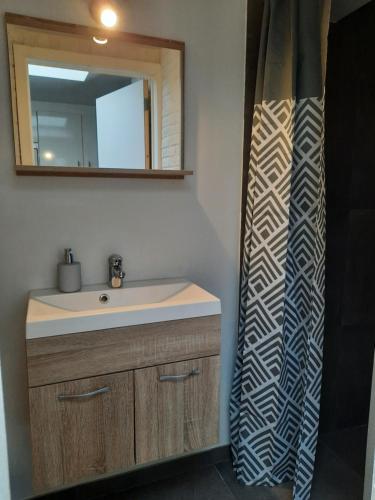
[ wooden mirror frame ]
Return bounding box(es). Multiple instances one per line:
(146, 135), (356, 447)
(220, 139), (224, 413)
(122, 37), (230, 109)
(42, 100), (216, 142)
(5, 13), (192, 180)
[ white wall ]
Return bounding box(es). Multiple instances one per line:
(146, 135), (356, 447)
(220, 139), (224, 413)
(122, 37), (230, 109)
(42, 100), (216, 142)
(0, 360), (11, 500)
(161, 49), (182, 170)
(0, 0), (247, 498)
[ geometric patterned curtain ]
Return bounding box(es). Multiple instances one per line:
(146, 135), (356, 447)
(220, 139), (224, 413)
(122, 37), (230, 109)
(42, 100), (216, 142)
(230, 2), (331, 499)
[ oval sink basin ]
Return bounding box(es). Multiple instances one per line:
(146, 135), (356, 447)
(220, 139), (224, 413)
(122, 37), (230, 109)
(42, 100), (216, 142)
(26, 279), (221, 339)
(37, 280), (192, 312)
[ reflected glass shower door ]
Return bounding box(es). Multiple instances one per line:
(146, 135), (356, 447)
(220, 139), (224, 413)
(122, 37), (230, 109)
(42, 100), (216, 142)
(34, 110), (84, 167)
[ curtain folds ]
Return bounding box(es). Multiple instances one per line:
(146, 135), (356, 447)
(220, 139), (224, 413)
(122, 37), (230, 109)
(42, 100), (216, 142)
(230, 1), (331, 499)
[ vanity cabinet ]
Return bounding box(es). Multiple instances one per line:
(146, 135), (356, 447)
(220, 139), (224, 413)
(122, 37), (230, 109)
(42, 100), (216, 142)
(135, 356), (220, 464)
(29, 372), (135, 491)
(26, 316), (221, 493)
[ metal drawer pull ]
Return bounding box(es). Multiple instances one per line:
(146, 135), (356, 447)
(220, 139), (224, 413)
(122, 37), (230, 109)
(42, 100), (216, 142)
(57, 386), (110, 401)
(159, 368), (200, 382)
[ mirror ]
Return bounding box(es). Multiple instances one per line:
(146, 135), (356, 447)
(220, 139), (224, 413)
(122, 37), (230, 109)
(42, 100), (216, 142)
(6, 13), (190, 179)
(29, 67), (151, 169)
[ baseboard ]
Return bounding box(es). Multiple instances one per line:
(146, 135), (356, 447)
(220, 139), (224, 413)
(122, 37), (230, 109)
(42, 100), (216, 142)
(34, 445), (231, 499)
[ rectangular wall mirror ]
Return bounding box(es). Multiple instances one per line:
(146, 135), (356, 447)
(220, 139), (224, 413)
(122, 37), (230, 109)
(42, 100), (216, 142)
(6, 14), (191, 179)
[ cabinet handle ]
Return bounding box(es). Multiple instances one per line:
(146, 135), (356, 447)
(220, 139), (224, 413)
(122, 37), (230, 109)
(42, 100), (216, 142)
(57, 386), (110, 401)
(159, 368), (200, 382)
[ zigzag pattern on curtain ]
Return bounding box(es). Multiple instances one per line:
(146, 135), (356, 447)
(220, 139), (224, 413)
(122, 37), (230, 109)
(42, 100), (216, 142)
(230, 96), (325, 500)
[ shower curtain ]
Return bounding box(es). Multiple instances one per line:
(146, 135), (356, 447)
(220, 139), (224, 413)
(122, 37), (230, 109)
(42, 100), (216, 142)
(230, 1), (330, 499)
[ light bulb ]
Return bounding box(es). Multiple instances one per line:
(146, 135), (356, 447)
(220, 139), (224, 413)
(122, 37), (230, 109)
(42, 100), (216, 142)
(100, 7), (117, 28)
(43, 151), (54, 161)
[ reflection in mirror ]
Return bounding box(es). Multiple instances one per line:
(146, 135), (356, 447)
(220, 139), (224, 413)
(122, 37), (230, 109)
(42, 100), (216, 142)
(6, 15), (186, 176)
(29, 65), (150, 169)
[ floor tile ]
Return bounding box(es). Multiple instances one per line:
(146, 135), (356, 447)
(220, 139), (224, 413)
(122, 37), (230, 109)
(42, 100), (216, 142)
(216, 461), (292, 500)
(74, 447), (230, 499)
(37, 428), (366, 500)
(311, 442), (363, 500)
(319, 425), (368, 475)
(216, 439), (364, 500)
(113, 465), (236, 500)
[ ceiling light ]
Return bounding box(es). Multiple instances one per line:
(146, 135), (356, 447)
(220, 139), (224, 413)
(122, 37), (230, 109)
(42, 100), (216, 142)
(28, 64), (89, 81)
(90, 1), (119, 29)
(93, 36), (108, 45)
(100, 8), (117, 28)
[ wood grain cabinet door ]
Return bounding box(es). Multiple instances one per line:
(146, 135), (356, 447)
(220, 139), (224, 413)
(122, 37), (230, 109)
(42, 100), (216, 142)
(135, 356), (220, 464)
(29, 371), (134, 492)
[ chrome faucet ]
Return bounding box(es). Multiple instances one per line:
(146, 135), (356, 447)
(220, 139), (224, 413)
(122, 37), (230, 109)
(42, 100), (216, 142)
(108, 254), (125, 288)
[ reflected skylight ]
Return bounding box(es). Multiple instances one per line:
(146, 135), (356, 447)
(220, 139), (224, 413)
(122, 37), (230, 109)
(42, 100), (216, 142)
(28, 64), (89, 82)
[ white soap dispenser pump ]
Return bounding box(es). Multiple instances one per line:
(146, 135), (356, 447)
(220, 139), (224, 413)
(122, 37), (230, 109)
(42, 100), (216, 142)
(58, 248), (82, 293)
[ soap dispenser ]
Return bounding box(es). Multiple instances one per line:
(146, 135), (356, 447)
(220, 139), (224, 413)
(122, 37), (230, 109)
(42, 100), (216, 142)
(58, 248), (81, 293)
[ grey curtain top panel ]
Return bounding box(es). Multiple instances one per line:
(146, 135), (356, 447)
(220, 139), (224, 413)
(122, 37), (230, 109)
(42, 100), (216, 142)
(255, 0), (331, 102)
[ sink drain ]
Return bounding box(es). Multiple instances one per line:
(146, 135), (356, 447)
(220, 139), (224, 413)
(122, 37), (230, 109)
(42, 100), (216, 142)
(99, 293), (110, 304)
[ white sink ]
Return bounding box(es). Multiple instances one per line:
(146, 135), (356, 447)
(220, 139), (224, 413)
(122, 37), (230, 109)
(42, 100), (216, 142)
(26, 278), (221, 339)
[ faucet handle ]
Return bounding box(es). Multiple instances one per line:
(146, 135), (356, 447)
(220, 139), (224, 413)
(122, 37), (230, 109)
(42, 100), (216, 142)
(108, 254), (125, 288)
(109, 254), (123, 267)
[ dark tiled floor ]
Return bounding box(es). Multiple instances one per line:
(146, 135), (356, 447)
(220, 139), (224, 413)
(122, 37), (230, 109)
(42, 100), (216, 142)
(216, 461), (292, 500)
(109, 466), (236, 500)
(103, 426), (367, 500)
